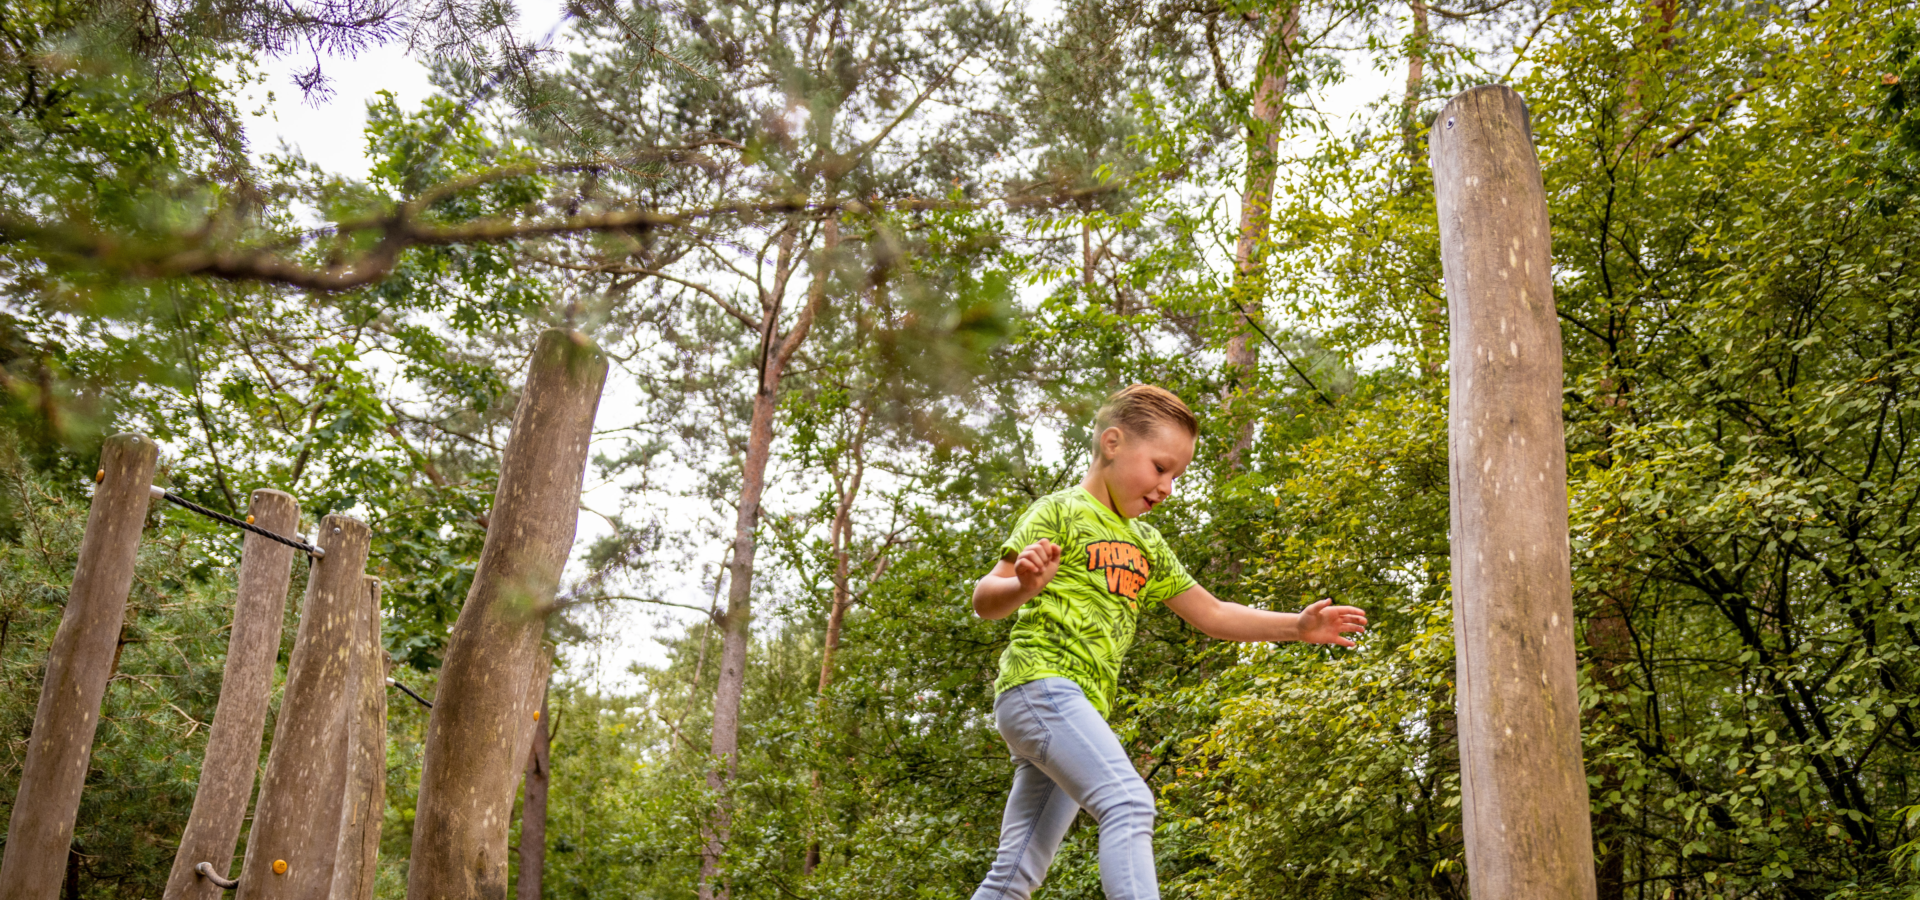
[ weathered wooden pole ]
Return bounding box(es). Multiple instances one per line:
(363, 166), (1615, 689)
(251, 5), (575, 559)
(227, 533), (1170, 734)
(164, 490), (303, 900)
(513, 652), (551, 786)
(329, 576), (388, 900)
(406, 329), (606, 900)
(0, 434), (159, 900)
(233, 515), (373, 900)
(515, 689), (551, 900)
(1431, 83), (1596, 899)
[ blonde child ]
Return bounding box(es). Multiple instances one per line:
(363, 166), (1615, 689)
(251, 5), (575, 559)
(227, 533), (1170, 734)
(970, 384), (1368, 900)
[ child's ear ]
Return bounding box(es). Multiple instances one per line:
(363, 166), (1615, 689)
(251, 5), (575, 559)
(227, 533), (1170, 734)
(1096, 426), (1125, 463)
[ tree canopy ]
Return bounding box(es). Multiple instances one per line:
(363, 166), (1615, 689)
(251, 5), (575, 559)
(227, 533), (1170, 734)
(0, 0), (1916, 898)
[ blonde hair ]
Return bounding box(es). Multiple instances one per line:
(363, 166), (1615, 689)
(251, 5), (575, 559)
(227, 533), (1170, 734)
(1091, 384), (1197, 449)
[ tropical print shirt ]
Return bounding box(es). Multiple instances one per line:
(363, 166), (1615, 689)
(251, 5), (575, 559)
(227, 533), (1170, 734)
(992, 486), (1197, 718)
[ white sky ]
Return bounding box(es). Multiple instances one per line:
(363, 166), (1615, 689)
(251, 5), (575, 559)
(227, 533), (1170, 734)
(238, 3), (1408, 694)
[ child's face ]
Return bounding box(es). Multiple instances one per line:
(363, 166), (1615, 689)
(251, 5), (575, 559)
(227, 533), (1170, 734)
(1094, 424), (1195, 518)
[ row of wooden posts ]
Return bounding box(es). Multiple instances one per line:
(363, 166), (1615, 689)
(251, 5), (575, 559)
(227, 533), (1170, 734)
(1, 83), (1598, 900)
(0, 329), (608, 900)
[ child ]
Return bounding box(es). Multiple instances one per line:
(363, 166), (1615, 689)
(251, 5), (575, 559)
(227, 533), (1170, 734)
(969, 384), (1368, 900)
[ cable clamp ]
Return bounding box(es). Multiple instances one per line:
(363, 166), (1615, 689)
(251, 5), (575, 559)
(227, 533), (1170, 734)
(194, 862), (239, 890)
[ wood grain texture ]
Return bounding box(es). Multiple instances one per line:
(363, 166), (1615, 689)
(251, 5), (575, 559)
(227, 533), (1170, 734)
(329, 576), (387, 900)
(0, 434), (159, 900)
(234, 515), (373, 900)
(165, 490), (301, 900)
(515, 690), (550, 900)
(406, 329), (606, 900)
(1432, 83), (1597, 900)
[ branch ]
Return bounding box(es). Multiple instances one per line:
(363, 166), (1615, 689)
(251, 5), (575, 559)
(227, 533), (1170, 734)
(530, 255), (757, 328)
(1651, 83), (1763, 158)
(6, 188), (1116, 293)
(1426, 0), (1526, 18)
(546, 593), (718, 616)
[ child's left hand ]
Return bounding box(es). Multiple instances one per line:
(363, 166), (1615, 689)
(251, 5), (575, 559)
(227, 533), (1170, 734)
(1297, 598), (1369, 647)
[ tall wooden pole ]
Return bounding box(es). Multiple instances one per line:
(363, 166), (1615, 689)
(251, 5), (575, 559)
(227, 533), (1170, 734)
(234, 515), (373, 900)
(1431, 83), (1596, 899)
(406, 329), (606, 900)
(329, 576), (388, 900)
(165, 490), (302, 900)
(515, 689), (551, 900)
(0, 434), (159, 900)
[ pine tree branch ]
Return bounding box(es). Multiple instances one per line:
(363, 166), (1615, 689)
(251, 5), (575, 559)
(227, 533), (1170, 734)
(2, 186), (1114, 293)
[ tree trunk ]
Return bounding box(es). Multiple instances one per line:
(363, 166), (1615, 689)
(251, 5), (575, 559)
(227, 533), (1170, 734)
(1403, 0), (1447, 383)
(805, 405), (867, 875)
(513, 653), (552, 795)
(1222, 2), (1300, 461)
(328, 577), (388, 900)
(1401, 0), (1431, 158)
(515, 692), (551, 900)
(407, 328), (606, 898)
(406, 329), (607, 900)
(1081, 216), (1097, 298)
(234, 515), (374, 900)
(165, 490), (301, 900)
(0, 433), (159, 900)
(701, 217), (836, 900)
(1432, 84), (1596, 900)
(1585, 594), (1631, 900)
(817, 409), (866, 697)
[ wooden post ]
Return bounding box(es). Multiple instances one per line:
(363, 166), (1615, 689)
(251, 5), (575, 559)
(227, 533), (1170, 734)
(234, 515), (373, 900)
(0, 434), (160, 900)
(164, 490), (303, 900)
(1431, 83), (1597, 899)
(406, 329), (606, 900)
(329, 576), (387, 900)
(515, 682), (551, 900)
(512, 652), (551, 786)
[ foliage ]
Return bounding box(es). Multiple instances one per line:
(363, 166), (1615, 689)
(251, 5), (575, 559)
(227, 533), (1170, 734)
(0, 0), (1918, 899)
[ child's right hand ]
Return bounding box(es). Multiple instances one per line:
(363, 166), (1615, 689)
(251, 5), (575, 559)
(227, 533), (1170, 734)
(1013, 539), (1062, 594)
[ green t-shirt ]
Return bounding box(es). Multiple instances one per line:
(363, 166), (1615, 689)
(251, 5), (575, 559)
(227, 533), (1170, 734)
(992, 486), (1198, 718)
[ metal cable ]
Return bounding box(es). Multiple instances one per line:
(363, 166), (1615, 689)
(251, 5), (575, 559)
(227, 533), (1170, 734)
(1228, 297), (1337, 408)
(149, 487), (325, 558)
(388, 678), (433, 709)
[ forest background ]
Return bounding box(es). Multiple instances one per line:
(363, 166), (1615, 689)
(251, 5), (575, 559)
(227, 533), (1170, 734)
(0, 0), (1917, 898)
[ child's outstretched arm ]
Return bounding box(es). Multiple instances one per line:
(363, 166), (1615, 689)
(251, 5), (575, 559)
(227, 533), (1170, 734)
(972, 539), (1062, 620)
(1163, 585), (1368, 646)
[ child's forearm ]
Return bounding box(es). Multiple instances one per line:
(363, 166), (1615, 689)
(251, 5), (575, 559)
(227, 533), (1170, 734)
(973, 574), (1040, 620)
(1198, 602), (1301, 643)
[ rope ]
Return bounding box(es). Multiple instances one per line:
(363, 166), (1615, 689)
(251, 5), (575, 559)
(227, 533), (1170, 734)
(149, 487), (325, 558)
(389, 678), (433, 709)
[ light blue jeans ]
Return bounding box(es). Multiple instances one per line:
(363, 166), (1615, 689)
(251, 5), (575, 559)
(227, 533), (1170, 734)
(970, 677), (1159, 900)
